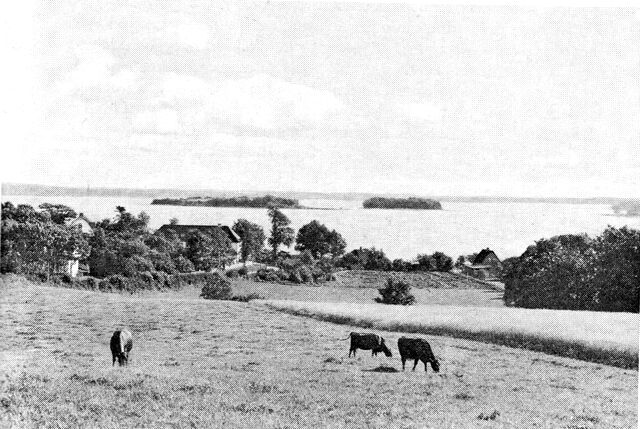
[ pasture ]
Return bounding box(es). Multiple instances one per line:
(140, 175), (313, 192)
(265, 301), (639, 369)
(1, 277), (637, 428)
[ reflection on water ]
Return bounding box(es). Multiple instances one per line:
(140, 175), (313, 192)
(4, 195), (639, 260)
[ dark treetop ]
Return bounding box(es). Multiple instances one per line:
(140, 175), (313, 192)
(362, 197), (442, 210)
(151, 195), (300, 208)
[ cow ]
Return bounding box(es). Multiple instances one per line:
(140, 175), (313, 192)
(344, 332), (392, 358)
(110, 329), (133, 367)
(398, 337), (440, 372)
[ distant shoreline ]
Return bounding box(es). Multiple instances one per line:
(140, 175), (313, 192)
(2, 182), (638, 205)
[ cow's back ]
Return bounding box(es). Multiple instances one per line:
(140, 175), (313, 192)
(398, 337), (433, 359)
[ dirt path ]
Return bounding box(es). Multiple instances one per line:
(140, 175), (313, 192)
(1, 281), (637, 428)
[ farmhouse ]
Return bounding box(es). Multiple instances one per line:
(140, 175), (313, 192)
(155, 224), (241, 266)
(462, 248), (503, 280)
(64, 214), (94, 277)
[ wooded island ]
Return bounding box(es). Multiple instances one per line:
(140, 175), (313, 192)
(151, 195), (301, 208)
(362, 197), (442, 210)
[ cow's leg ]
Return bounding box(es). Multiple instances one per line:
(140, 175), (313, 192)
(371, 350), (375, 357)
(401, 358), (406, 371)
(413, 359), (419, 371)
(112, 354), (116, 366)
(423, 359), (428, 372)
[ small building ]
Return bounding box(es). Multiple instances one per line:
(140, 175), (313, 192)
(155, 224), (241, 267)
(462, 248), (503, 280)
(64, 214), (94, 277)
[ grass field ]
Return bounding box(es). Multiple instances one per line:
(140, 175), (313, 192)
(265, 301), (639, 370)
(1, 276), (637, 428)
(148, 278), (505, 308)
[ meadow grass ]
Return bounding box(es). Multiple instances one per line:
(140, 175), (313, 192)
(264, 301), (639, 369)
(1, 276), (637, 428)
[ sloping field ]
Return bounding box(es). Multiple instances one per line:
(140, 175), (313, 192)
(334, 270), (503, 290)
(265, 301), (639, 369)
(1, 278), (637, 428)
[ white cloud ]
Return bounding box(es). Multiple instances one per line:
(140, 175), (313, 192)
(53, 45), (138, 97)
(174, 22), (210, 50)
(394, 101), (442, 123)
(133, 109), (179, 134)
(208, 74), (346, 130)
(161, 73), (211, 101)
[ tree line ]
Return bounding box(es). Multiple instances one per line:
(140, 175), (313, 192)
(151, 195), (300, 208)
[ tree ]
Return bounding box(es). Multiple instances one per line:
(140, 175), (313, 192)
(169, 217), (179, 225)
(375, 278), (416, 305)
(295, 220), (347, 258)
(267, 206), (294, 260)
(185, 229), (236, 271)
(233, 219), (266, 263)
(38, 203), (77, 225)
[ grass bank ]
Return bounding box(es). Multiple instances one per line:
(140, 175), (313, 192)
(265, 301), (639, 369)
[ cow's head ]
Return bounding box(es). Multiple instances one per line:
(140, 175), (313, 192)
(378, 338), (392, 357)
(430, 358), (440, 373)
(117, 352), (128, 366)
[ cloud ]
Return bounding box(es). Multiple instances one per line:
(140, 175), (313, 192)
(394, 102), (442, 123)
(172, 22), (210, 50)
(52, 45), (138, 98)
(133, 109), (179, 134)
(208, 74), (346, 131)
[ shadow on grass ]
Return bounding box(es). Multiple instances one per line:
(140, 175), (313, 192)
(364, 366), (399, 373)
(265, 305), (638, 370)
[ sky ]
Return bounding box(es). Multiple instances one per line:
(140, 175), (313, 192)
(1, 1), (639, 197)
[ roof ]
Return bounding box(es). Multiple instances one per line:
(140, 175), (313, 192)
(155, 224), (241, 243)
(473, 248), (500, 264)
(65, 213), (94, 234)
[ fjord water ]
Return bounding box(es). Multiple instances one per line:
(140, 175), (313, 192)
(4, 195), (639, 260)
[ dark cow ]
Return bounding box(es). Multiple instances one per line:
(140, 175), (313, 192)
(345, 332), (392, 357)
(398, 337), (440, 372)
(110, 329), (133, 366)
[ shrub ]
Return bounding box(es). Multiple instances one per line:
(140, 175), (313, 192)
(231, 293), (263, 302)
(238, 266), (248, 277)
(375, 278), (416, 305)
(226, 269), (240, 279)
(200, 273), (233, 300)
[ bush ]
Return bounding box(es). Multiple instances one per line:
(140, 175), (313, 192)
(200, 273), (233, 300)
(375, 278), (416, 305)
(231, 293), (263, 302)
(226, 269), (240, 279)
(238, 266), (248, 277)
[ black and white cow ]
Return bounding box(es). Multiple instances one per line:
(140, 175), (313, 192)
(110, 329), (133, 366)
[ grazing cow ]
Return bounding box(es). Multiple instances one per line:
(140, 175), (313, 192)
(398, 337), (440, 372)
(110, 329), (133, 367)
(345, 332), (392, 358)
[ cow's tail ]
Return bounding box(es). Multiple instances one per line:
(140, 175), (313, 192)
(339, 333), (353, 341)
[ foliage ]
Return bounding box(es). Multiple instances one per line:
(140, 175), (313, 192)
(374, 278), (416, 305)
(503, 227), (640, 312)
(294, 220), (346, 258)
(337, 247), (392, 271)
(363, 197), (442, 210)
(199, 273), (233, 300)
(1, 202), (90, 278)
(416, 252), (453, 272)
(233, 219), (266, 262)
(152, 195), (300, 208)
(184, 229), (236, 271)
(267, 206), (294, 259)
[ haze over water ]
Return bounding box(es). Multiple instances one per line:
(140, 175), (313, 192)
(5, 195), (638, 260)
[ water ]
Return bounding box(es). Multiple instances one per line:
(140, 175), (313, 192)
(4, 195), (639, 260)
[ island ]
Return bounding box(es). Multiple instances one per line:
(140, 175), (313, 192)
(362, 197), (442, 210)
(612, 201), (640, 217)
(151, 195), (301, 208)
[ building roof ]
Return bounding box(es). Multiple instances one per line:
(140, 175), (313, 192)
(473, 248), (500, 265)
(65, 213), (94, 234)
(156, 224), (241, 243)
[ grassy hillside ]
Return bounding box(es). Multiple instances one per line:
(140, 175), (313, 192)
(1, 277), (637, 428)
(265, 301), (639, 369)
